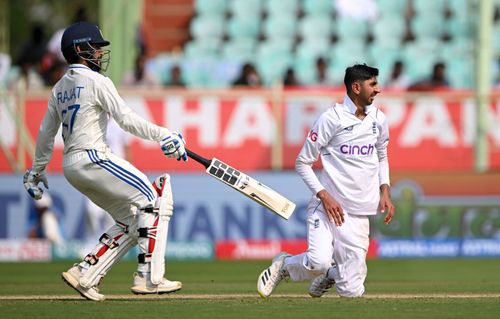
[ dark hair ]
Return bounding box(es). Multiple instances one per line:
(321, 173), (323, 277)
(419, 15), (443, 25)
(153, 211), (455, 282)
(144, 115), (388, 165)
(344, 64), (379, 91)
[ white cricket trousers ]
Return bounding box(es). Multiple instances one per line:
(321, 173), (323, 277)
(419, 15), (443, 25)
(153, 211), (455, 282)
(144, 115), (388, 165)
(63, 149), (157, 273)
(63, 149), (155, 222)
(284, 201), (370, 297)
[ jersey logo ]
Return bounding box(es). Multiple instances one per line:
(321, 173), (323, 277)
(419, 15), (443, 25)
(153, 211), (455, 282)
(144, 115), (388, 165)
(340, 143), (375, 155)
(372, 122), (377, 134)
(343, 125), (354, 132)
(308, 130), (318, 142)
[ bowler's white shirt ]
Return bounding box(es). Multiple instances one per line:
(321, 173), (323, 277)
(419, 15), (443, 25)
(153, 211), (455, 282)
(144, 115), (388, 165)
(33, 64), (169, 172)
(296, 95), (390, 215)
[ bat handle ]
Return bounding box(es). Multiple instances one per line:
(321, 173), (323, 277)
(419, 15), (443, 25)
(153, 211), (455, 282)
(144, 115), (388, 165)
(186, 149), (211, 169)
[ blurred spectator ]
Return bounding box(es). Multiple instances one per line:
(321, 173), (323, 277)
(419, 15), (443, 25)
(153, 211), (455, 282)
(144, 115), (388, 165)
(28, 193), (64, 245)
(17, 61), (45, 89)
(164, 64), (185, 87)
(314, 57), (337, 86)
(44, 60), (67, 86)
(15, 24), (47, 89)
(316, 57), (328, 84)
(385, 60), (410, 90)
(122, 54), (160, 87)
(283, 67), (300, 87)
(43, 7), (87, 86)
(16, 24), (46, 69)
(408, 62), (450, 91)
(232, 63), (262, 87)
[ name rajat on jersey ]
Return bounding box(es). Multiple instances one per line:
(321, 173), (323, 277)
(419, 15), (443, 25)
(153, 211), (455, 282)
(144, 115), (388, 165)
(57, 86), (84, 105)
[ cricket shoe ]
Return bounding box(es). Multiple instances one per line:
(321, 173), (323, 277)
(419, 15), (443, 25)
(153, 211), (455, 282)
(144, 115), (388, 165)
(130, 272), (182, 294)
(257, 252), (291, 298)
(61, 264), (105, 301)
(309, 274), (335, 298)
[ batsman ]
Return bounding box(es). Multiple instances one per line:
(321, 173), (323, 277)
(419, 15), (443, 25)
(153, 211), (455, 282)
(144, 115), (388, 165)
(22, 21), (187, 301)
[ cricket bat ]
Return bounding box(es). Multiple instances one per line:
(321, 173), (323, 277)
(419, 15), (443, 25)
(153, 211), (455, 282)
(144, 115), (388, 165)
(186, 149), (296, 220)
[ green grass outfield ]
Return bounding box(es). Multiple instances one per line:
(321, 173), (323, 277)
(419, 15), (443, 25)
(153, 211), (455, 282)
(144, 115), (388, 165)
(1, 259), (499, 319)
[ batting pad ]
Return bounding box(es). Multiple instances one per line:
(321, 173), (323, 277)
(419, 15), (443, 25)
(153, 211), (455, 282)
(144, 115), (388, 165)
(79, 224), (136, 288)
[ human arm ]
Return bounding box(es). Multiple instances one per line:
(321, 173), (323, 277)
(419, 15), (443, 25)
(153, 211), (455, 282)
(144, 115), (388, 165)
(376, 111), (394, 224)
(97, 77), (186, 161)
(24, 99), (60, 199)
(295, 111), (345, 226)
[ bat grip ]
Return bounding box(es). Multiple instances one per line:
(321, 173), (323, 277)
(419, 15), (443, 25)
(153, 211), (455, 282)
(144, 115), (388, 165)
(186, 149), (211, 168)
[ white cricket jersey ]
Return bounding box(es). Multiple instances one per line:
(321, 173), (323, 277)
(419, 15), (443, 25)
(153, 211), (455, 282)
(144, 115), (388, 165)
(32, 64), (170, 172)
(296, 95), (390, 216)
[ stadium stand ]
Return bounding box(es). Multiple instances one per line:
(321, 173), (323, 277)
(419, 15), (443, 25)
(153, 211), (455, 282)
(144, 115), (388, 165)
(144, 0), (489, 89)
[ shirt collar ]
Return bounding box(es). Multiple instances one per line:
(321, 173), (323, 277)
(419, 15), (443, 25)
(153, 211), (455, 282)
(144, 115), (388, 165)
(69, 63), (91, 70)
(342, 95), (375, 115)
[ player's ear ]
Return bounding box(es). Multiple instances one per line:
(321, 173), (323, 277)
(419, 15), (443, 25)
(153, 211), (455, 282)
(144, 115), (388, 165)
(351, 81), (361, 94)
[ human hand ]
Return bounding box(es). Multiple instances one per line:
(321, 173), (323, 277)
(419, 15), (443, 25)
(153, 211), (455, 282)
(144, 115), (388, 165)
(379, 185), (395, 224)
(317, 190), (344, 226)
(23, 169), (49, 200)
(160, 132), (187, 161)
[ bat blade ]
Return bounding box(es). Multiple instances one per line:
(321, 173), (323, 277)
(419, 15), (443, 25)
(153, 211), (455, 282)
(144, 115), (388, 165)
(205, 158), (296, 219)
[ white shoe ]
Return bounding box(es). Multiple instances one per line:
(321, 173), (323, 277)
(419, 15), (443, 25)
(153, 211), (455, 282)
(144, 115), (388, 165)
(257, 252), (290, 298)
(309, 274), (335, 298)
(130, 272), (182, 294)
(61, 264), (105, 301)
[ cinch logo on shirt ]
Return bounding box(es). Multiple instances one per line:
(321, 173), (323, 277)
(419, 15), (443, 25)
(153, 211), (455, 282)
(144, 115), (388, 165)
(340, 143), (374, 155)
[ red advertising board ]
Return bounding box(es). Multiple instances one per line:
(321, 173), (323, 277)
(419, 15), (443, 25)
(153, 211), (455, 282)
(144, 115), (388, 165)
(215, 239), (378, 260)
(1, 89), (499, 172)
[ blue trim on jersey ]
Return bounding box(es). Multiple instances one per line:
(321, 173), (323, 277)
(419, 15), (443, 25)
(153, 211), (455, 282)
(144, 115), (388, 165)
(69, 64), (91, 70)
(86, 150), (155, 201)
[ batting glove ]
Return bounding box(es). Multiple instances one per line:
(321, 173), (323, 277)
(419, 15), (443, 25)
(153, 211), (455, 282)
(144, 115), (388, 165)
(160, 132), (187, 161)
(23, 168), (49, 200)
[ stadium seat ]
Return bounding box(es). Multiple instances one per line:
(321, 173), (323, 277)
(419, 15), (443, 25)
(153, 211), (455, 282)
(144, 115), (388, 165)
(227, 15), (261, 40)
(330, 39), (366, 61)
(255, 41), (294, 85)
(367, 44), (404, 83)
(371, 16), (406, 45)
(402, 43), (442, 80)
(194, 0), (227, 16)
(264, 0), (300, 18)
(211, 60), (244, 87)
(184, 38), (222, 58)
(189, 15), (225, 39)
(298, 15), (333, 41)
(412, 0), (445, 16)
(445, 16), (474, 40)
(335, 17), (368, 42)
(410, 14), (445, 40)
(447, 59), (474, 88)
(181, 57), (218, 87)
(294, 39), (331, 84)
(146, 53), (183, 85)
(439, 38), (474, 59)
(446, 0), (470, 21)
(295, 39), (330, 63)
(229, 0), (262, 18)
(222, 38), (257, 63)
(375, 0), (408, 15)
(262, 15), (297, 41)
(302, 0), (333, 16)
